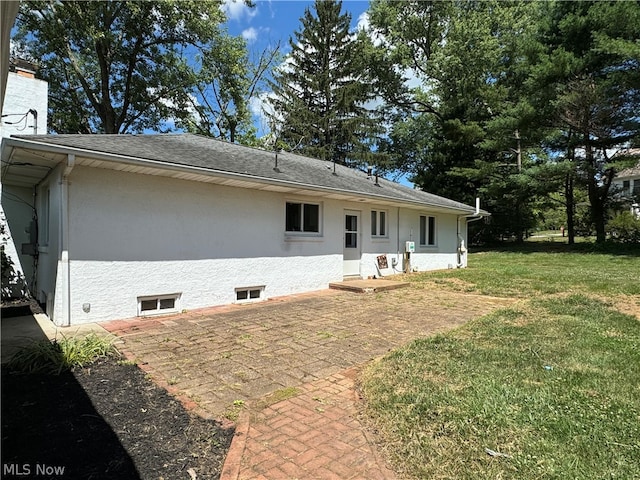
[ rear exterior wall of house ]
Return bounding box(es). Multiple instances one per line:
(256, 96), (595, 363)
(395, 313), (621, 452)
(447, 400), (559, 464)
(36, 166), (466, 325)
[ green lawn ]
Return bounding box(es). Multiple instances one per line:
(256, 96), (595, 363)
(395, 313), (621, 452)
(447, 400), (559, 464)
(410, 244), (640, 297)
(361, 245), (640, 479)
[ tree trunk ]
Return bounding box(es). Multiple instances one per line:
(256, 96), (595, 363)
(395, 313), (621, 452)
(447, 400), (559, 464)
(590, 184), (607, 243)
(565, 172), (575, 245)
(95, 37), (118, 134)
(515, 200), (525, 243)
(583, 135), (608, 243)
(589, 168), (615, 244)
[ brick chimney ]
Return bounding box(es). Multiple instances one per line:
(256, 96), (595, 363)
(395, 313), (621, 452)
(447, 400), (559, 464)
(10, 57), (37, 79)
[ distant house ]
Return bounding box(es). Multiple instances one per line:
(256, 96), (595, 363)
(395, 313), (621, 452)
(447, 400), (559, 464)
(612, 149), (640, 219)
(1, 134), (487, 326)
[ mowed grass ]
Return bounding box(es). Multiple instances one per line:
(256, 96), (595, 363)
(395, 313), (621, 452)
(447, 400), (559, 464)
(361, 246), (640, 479)
(407, 244), (640, 297)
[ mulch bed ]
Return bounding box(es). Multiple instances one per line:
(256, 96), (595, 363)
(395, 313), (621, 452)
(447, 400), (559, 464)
(1, 356), (234, 479)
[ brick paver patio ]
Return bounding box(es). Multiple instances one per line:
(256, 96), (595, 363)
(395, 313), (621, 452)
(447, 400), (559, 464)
(103, 285), (515, 479)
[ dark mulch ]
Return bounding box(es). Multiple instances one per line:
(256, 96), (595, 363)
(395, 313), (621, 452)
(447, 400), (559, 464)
(1, 297), (45, 318)
(1, 357), (234, 479)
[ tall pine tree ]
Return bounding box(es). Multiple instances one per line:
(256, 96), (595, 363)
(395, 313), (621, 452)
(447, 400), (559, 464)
(267, 0), (383, 167)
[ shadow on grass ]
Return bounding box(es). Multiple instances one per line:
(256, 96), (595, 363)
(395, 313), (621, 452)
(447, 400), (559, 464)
(474, 241), (640, 257)
(1, 312), (140, 479)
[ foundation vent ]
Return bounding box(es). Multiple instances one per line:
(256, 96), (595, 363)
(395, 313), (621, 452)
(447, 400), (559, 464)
(235, 286), (265, 303)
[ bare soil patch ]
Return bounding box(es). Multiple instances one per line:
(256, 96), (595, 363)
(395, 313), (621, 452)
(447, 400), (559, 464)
(612, 294), (640, 320)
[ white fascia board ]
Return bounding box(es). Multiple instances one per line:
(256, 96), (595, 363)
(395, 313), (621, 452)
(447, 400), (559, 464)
(3, 136), (478, 215)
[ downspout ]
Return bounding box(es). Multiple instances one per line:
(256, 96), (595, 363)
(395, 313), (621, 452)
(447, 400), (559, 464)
(457, 198), (484, 268)
(60, 154), (74, 326)
(395, 207), (402, 272)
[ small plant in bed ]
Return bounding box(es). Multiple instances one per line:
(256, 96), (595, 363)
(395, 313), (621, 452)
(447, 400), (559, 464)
(6, 333), (118, 374)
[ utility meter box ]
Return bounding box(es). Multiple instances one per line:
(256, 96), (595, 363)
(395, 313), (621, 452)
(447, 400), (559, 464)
(405, 241), (415, 253)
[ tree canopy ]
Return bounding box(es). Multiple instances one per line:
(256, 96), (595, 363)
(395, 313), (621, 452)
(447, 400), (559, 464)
(12, 0), (640, 242)
(528, 0), (640, 242)
(366, 0), (640, 243)
(14, 0), (240, 134)
(182, 38), (281, 144)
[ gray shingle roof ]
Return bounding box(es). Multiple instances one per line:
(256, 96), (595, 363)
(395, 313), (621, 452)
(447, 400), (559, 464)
(617, 163), (640, 178)
(10, 133), (480, 214)
(614, 149), (640, 178)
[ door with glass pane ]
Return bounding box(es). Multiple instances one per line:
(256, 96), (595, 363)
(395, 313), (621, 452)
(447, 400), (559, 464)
(343, 210), (361, 276)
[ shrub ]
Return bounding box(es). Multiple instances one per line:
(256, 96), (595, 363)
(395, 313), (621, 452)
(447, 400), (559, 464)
(608, 211), (640, 243)
(6, 333), (119, 374)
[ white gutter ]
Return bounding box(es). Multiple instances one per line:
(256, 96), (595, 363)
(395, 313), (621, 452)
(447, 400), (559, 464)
(466, 198), (485, 224)
(3, 137), (480, 216)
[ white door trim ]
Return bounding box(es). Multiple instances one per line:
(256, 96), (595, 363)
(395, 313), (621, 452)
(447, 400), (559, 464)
(343, 210), (361, 277)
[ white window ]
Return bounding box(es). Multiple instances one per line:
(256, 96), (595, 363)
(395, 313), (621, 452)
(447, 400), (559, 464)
(137, 294), (181, 316)
(371, 210), (387, 237)
(419, 215), (436, 246)
(235, 286), (265, 303)
(285, 202), (321, 234)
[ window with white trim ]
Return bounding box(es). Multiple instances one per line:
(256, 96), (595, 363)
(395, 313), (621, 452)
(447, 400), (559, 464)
(419, 215), (436, 246)
(138, 294), (181, 316)
(285, 202), (320, 233)
(371, 210), (387, 237)
(235, 286), (265, 303)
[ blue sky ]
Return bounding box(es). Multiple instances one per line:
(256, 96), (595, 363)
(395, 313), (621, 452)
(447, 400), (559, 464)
(223, 1), (370, 49)
(222, 0), (371, 131)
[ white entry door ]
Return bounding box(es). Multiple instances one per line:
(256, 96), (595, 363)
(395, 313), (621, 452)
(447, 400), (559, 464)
(343, 210), (361, 277)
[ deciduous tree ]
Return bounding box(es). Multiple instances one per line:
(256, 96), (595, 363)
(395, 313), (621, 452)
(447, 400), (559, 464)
(184, 39), (281, 144)
(14, 0), (246, 134)
(369, 0), (545, 241)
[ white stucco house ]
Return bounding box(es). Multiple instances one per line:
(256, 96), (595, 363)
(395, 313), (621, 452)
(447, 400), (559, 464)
(1, 134), (487, 326)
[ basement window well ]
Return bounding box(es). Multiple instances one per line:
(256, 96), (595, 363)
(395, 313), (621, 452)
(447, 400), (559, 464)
(235, 286), (265, 303)
(137, 294), (181, 316)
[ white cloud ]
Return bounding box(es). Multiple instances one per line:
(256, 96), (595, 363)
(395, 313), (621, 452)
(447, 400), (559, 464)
(242, 27), (258, 43)
(250, 91), (277, 136)
(221, 0), (257, 22)
(356, 11), (369, 31)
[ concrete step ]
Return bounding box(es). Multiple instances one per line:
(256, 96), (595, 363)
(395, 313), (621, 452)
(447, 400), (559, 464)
(329, 279), (410, 293)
